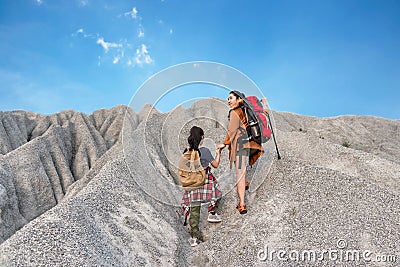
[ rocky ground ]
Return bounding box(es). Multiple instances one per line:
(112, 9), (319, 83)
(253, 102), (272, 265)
(0, 100), (399, 266)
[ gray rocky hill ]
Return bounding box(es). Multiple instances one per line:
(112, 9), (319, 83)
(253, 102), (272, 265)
(0, 105), (136, 243)
(0, 100), (399, 266)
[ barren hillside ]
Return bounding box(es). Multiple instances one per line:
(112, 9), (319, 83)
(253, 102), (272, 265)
(0, 100), (399, 266)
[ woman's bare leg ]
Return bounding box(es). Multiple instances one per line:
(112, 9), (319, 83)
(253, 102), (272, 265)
(235, 154), (247, 206)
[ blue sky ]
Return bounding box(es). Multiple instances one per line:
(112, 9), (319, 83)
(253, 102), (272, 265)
(0, 0), (399, 119)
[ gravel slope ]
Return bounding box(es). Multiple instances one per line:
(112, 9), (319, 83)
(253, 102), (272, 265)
(0, 101), (399, 266)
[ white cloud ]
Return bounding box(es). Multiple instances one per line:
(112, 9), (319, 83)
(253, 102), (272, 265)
(138, 28), (144, 38)
(125, 7), (139, 20)
(79, 0), (89, 6)
(72, 22), (154, 67)
(169, 28), (173, 34)
(134, 44), (153, 65)
(36, 0), (43, 5)
(72, 28), (98, 39)
(96, 38), (121, 52)
(132, 7), (138, 19)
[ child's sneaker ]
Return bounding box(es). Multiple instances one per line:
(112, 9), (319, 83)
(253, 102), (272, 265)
(188, 237), (200, 247)
(207, 212), (222, 223)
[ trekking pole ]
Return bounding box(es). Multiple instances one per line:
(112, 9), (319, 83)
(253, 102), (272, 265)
(267, 114), (281, 160)
(261, 98), (281, 160)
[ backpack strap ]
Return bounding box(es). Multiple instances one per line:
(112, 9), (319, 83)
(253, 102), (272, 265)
(228, 105), (243, 120)
(238, 141), (244, 169)
(182, 205), (190, 226)
(184, 212), (189, 226)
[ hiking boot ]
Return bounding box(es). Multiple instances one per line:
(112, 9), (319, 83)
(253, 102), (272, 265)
(188, 237), (200, 247)
(207, 212), (222, 223)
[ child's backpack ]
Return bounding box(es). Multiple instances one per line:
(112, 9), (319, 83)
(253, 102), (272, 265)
(177, 149), (206, 190)
(232, 91), (271, 145)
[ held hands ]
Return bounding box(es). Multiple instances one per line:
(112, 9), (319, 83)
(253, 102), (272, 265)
(217, 144), (226, 149)
(216, 144), (226, 154)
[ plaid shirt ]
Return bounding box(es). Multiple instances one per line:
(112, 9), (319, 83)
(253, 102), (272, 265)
(182, 167), (222, 217)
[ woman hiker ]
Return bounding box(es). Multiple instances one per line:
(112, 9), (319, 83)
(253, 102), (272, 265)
(218, 90), (264, 214)
(182, 126), (223, 247)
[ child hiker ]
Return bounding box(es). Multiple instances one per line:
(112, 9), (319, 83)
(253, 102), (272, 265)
(181, 126), (223, 247)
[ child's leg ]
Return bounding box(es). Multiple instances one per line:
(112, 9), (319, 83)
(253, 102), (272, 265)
(208, 199), (220, 214)
(189, 203), (201, 239)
